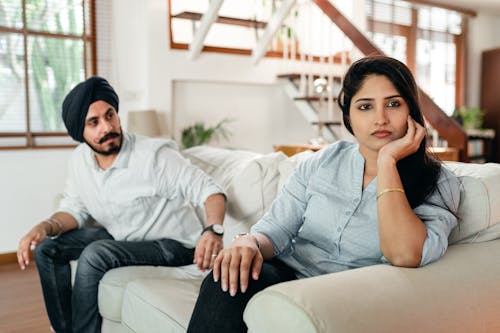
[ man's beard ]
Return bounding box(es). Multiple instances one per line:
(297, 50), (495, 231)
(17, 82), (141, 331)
(85, 130), (123, 156)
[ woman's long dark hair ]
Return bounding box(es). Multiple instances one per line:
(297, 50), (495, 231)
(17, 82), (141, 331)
(338, 55), (441, 208)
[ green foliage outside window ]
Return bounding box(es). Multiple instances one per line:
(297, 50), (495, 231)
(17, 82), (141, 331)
(0, 0), (87, 133)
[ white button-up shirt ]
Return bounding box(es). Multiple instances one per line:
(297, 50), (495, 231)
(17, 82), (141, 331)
(58, 133), (224, 247)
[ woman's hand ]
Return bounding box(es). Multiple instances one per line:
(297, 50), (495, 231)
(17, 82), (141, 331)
(212, 234), (263, 296)
(378, 116), (426, 164)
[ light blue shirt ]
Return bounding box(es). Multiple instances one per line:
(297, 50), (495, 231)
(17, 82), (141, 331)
(252, 141), (460, 278)
(58, 133), (224, 247)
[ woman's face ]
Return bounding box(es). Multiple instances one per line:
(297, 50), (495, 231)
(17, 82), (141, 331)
(349, 74), (410, 159)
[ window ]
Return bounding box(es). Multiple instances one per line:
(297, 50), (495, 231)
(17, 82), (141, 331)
(0, 0), (96, 148)
(366, 0), (467, 115)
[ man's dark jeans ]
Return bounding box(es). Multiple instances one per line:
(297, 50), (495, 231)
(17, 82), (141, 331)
(34, 228), (194, 333)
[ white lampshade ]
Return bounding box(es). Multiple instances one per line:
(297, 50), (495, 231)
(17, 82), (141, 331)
(127, 110), (162, 137)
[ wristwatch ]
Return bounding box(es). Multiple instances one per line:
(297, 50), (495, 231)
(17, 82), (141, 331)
(201, 224), (224, 236)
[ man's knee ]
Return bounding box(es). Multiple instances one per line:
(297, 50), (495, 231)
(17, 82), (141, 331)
(34, 238), (58, 265)
(77, 239), (116, 272)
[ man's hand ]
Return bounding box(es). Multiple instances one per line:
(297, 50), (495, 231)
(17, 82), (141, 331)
(213, 234), (262, 296)
(378, 116), (426, 165)
(17, 222), (50, 270)
(194, 231), (223, 271)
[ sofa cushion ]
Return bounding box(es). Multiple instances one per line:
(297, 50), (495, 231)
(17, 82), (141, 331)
(277, 149), (315, 191)
(121, 278), (202, 333)
(244, 239), (500, 333)
(183, 146), (286, 245)
(98, 264), (207, 322)
(446, 162), (500, 244)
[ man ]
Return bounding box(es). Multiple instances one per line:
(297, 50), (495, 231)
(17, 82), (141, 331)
(17, 76), (226, 333)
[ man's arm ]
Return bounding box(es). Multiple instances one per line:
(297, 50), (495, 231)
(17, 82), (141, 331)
(194, 193), (226, 270)
(17, 212), (79, 270)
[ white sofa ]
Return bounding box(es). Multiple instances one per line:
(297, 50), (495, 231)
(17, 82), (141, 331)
(96, 145), (500, 333)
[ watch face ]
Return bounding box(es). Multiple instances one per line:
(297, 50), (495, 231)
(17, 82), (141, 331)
(212, 224), (224, 235)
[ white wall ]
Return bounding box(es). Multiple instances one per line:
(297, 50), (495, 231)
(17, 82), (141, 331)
(173, 80), (315, 152)
(467, 12), (500, 107)
(0, 149), (71, 253)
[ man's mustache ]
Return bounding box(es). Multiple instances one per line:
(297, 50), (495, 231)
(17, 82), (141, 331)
(99, 132), (120, 144)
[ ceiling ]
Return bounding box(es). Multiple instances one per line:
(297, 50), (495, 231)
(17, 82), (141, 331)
(424, 0), (500, 15)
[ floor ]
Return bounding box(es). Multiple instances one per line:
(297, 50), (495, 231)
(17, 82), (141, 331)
(0, 262), (51, 333)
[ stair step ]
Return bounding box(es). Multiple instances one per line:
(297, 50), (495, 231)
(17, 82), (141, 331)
(311, 121), (342, 126)
(294, 96), (339, 102)
(278, 73), (342, 82)
(172, 11), (267, 29)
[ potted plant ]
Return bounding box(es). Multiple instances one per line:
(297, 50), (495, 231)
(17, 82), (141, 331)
(181, 119), (232, 149)
(453, 106), (484, 130)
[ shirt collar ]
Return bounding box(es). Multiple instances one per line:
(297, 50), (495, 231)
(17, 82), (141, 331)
(112, 132), (132, 169)
(354, 145), (377, 194)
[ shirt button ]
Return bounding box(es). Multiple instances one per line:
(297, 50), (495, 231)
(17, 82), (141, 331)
(337, 227), (341, 232)
(345, 211), (351, 216)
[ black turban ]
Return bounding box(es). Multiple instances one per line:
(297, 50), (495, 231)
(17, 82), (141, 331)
(61, 76), (119, 142)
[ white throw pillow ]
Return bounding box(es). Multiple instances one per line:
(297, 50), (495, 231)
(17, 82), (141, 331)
(182, 146), (286, 238)
(277, 150), (315, 191)
(225, 151), (286, 221)
(446, 162), (500, 244)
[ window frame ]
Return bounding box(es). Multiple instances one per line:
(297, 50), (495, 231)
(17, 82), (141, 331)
(367, 3), (467, 112)
(0, 0), (97, 150)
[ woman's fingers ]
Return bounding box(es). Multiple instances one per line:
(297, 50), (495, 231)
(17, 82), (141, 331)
(219, 251), (231, 292)
(406, 116), (416, 139)
(228, 252), (241, 296)
(214, 246), (258, 296)
(239, 248), (257, 293)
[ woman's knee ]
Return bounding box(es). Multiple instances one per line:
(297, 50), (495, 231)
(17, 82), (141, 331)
(198, 272), (227, 299)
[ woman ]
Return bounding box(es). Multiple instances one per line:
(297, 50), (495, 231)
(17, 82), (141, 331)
(187, 55), (460, 333)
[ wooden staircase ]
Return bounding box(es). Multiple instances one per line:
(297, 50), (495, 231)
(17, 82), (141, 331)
(170, 0), (469, 160)
(312, 0), (468, 161)
(278, 73), (346, 142)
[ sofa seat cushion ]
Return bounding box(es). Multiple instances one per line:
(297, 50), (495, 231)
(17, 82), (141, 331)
(98, 264), (207, 322)
(121, 278), (203, 333)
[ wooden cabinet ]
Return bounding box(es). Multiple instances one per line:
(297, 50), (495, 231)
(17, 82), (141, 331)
(481, 47), (500, 163)
(466, 129), (495, 163)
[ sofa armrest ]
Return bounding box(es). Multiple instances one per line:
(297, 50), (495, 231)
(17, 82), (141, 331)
(244, 240), (500, 333)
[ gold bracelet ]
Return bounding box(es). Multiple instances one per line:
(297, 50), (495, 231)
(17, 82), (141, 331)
(377, 187), (405, 200)
(233, 233), (260, 249)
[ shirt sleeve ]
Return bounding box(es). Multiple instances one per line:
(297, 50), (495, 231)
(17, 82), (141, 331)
(57, 150), (90, 228)
(251, 150), (322, 256)
(154, 146), (225, 206)
(415, 167), (461, 266)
